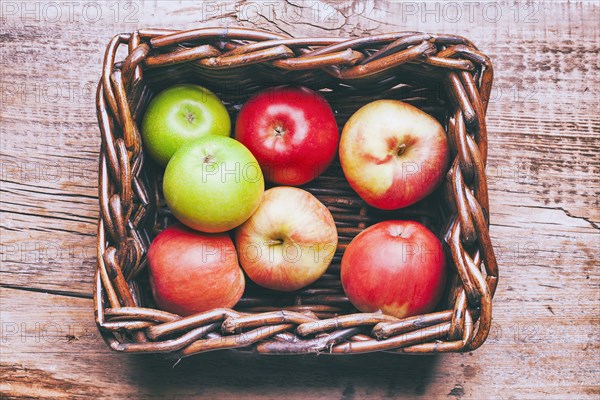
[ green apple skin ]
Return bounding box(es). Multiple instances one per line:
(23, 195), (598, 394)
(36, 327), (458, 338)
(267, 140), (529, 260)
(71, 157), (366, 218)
(163, 135), (265, 233)
(141, 85), (231, 166)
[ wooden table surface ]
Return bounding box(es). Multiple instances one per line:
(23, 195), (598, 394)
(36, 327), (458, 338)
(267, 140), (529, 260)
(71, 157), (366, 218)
(1, 1), (598, 399)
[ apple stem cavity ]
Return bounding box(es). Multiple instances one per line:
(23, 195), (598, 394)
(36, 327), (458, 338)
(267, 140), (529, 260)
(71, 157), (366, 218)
(396, 143), (407, 156)
(203, 154), (214, 164)
(390, 226), (404, 237)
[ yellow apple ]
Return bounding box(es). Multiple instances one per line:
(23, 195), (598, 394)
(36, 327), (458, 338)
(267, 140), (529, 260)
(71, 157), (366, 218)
(235, 187), (338, 291)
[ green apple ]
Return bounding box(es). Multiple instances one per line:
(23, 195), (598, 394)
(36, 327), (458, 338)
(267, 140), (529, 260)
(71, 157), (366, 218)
(141, 84), (231, 166)
(163, 135), (265, 233)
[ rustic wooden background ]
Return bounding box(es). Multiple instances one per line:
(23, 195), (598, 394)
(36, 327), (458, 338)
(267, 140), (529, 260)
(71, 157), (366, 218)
(1, 0), (598, 399)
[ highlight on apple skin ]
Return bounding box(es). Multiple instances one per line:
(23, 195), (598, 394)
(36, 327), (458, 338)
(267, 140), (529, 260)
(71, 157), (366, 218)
(235, 186), (338, 292)
(148, 223), (245, 316)
(340, 220), (446, 319)
(339, 100), (449, 210)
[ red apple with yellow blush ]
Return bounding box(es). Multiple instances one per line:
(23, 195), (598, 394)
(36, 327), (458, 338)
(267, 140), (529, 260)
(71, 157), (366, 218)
(339, 100), (449, 210)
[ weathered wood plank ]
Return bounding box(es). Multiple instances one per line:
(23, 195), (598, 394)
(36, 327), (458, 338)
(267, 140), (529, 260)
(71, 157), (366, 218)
(1, 287), (598, 399)
(0, 0), (599, 398)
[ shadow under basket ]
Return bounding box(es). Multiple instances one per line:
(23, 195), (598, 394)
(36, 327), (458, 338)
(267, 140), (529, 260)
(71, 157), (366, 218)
(95, 27), (498, 357)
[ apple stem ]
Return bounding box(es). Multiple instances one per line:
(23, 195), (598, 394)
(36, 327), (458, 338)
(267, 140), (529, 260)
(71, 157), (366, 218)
(274, 126), (285, 137)
(397, 143), (407, 156)
(203, 154), (214, 163)
(186, 111), (195, 124)
(265, 239), (284, 246)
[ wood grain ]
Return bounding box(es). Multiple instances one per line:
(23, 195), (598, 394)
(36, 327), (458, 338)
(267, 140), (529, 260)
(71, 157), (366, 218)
(1, 287), (598, 399)
(1, 0), (599, 398)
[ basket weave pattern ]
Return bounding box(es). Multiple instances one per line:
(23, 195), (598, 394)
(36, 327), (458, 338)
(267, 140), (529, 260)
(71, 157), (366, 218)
(95, 27), (498, 356)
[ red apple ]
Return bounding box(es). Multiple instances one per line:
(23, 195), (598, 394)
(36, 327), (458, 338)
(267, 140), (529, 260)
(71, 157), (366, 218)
(341, 220), (446, 318)
(235, 187), (338, 291)
(148, 224), (245, 316)
(235, 86), (339, 185)
(339, 100), (449, 210)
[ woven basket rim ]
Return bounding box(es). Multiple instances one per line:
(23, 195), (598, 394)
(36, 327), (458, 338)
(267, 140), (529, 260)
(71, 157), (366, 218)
(95, 26), (498, 357)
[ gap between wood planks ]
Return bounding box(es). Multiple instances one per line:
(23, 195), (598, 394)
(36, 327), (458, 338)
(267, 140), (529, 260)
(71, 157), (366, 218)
(0, 283), (93, 299)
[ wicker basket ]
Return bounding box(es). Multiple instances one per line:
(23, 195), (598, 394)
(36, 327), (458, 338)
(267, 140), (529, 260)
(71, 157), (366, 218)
(95, 27), (498, 357)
